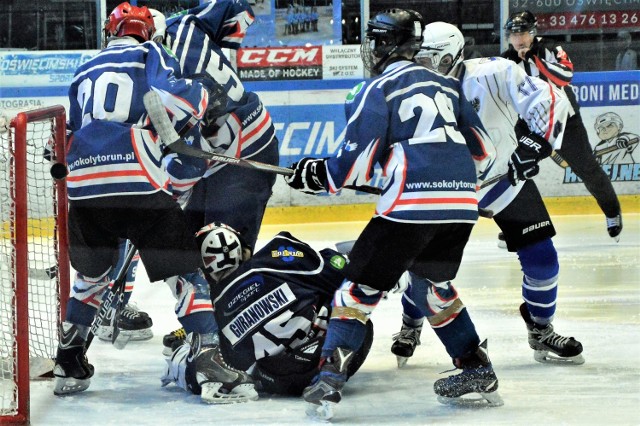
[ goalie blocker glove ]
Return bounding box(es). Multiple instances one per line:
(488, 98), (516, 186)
(508, 127), (552, 186)
(285, 157), (328, 194)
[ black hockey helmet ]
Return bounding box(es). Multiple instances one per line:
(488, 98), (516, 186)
(361, 8), (424, 75)
(504, 10), (537, 35)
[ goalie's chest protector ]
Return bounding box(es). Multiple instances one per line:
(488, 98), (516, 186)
(212, 232), (347, 371)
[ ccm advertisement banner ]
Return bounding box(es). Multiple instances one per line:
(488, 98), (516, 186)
(237, 45), (364, 81)
(0, 49), (638, 206)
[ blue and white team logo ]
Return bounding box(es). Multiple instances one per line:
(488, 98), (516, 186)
(344, 140), (358, 152)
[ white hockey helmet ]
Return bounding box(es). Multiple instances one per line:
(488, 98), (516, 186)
(594, 112), (623, 133)
(148, 8), (166, 44)
(196, 222), (244, 283)
(416, 22), (465, 75)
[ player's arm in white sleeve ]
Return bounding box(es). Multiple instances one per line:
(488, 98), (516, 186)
(507, 61), (569, 150)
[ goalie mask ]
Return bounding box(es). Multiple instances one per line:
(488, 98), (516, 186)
(196, 223), (244, 283)
(416, 22), (465, 76)
(361, 8), (424, 75)
(104, 2), (155, 47)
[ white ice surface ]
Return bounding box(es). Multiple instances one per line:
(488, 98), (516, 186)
(29, 213), (640, 425)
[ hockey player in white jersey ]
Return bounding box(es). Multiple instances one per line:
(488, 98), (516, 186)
(55, 2), (256, 403)
(390, 23), (584, 382)
(502, 10), (623, 241)
(286, 9), (502, 419)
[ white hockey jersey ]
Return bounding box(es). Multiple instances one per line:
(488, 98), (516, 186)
(457, 57), (569, 215)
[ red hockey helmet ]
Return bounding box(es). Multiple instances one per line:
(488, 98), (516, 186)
(104, 2), (155, 44)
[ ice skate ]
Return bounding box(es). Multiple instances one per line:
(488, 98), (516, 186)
(303, 347), (355, 421)
(497, 232), (507, 249)
(606, 213), (623, 242)
(96, 303), (153, 342)
(162, 327), (187, 356)
(391, 322), (422, 368)
(434, 339), (503, 407)
(520, 304), (584, 365)
(189, 332), (258, 404)
(53, 322), (94, 396)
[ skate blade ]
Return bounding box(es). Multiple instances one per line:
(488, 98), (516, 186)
(305, 401), (336, 421)
(53, 377), (91, 396)
(534, 351), (585, 365)
(201, 382), (259, 404)
(396, 355), (409, 368)
(97, 327), (153, 342)
(112, 332), (133, 350)
(437, 391), (504, 407)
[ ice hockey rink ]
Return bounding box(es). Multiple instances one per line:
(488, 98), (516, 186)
(28, 211), (640, 425)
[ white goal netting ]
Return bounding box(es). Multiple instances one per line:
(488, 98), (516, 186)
(0, 108), (68, 422)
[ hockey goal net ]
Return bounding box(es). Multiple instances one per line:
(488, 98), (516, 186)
(0, 106), (69, 425)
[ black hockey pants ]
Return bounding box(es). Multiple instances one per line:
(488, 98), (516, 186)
(556, 113), (621, 218)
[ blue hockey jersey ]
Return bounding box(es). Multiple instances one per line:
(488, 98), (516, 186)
(164, 0), (275, 174)
(325, 60), (495, 223)
(66, 38), (208, 200)
(212, 232), (347, 371)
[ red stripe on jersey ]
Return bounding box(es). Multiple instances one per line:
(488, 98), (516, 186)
(396, 197), (478, 205)
(240, 110), (271, 147)
(544, 86), (556, 141)
(66, 169), (147, 182)
(534, 56), (570, 87)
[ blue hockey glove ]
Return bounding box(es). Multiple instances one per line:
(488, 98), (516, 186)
(508, 131), (552, 186)
(285, 157), (328, 194)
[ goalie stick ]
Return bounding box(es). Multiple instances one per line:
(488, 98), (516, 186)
(85, 241), (137, 350)
(142, 90), (382, 196)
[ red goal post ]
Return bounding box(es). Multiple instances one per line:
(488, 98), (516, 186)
(0, 106), (70, 425)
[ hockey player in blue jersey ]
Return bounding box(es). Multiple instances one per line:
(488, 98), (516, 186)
(155, 0), (279, 251)
(102, 0), (279, 343)
(161, 225), (373, 397)
(285, 9), (501, 419)
(55, 2), (257, 403)
(391, 22), (584, 373)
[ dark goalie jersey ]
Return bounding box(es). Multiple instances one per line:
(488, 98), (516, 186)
(212, 232), (347, 371)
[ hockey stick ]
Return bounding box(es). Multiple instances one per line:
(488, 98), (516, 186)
(86, 241), (137, 351)
(142, 90), (382, 195)
(593, 137), (639, 157)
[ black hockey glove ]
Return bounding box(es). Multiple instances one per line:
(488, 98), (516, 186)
(286, 157), (328, 194)
(508, 130), (552, 186)
(191, 73), (229, 128)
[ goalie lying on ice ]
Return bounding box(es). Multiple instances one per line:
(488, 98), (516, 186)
(161, 230), (373, 397)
